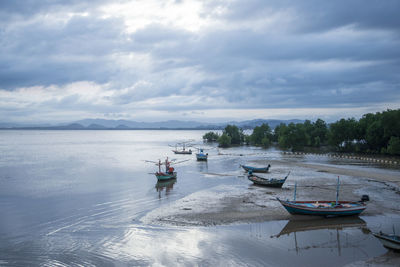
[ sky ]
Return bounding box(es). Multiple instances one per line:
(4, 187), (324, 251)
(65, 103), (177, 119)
(0, 0), (399, 124)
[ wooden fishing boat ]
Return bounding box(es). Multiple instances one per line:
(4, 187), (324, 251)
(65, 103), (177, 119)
(146, 157), (188, 181)
(172, 149), (192, 154)
(277, 199), (367, 216)
(196, 148), (208, 161)
(277, 177), (367, 216)
(241, 164), (271, 173)
(248, 171), (290, 188)
(155, 171), (177, 180)
(373, 232), (400, 250)
(171, 140), (193, 154)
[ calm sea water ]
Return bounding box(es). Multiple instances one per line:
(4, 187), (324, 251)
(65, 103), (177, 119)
(0, 130), (398, 266)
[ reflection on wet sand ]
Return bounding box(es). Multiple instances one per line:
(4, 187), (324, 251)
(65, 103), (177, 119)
(155, 179), (176, 198)
(274, 216), (368, 237)
(274, 217), (370, 256)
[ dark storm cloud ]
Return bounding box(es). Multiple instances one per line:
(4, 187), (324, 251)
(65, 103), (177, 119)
(213, 0), (400, 33)
(0, 0), (399, 122)
(135, 22), (399, 108)
(0, 0), (108, 19)
(0, 10), (126, 88)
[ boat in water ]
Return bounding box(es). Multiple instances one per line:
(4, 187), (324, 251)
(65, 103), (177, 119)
(248, 171), (290, 188)
(277, 177), (367, 216)
(146, 157), (188, 181)
(196, 148), (208, 161)
(241, 164), (271, 173)
(373, 232), (400, 251)
(155, 158), (177, 180)
(171, 140), (193, 154)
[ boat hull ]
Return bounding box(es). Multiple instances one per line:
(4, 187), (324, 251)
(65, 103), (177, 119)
(248, 175), (286, 188)
(373, 233), (400, 250)
(277, 199), (366, 216)
(196, 154), (208, 161)
(155, 172), (177, 181)
(172, 150), (192, 155)
(241, 165), (270, 173)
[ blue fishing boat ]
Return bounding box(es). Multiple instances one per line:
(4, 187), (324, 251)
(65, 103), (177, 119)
(196, 148), (208, 161)
(277, 177), (367, 216)
(241, 164), (271, 173)
(248, 171), (290, 188)
(373, 232), (400, 250)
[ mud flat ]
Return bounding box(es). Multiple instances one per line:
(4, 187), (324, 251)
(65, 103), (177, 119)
(142, 160), (400, 227)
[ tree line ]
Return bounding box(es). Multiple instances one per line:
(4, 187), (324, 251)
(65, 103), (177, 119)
(203, 109), (400, 156)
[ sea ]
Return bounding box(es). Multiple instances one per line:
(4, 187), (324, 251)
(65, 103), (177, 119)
(0, 130), (399, 266)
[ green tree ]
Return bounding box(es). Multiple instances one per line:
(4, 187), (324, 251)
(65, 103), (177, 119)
(302, 120), (313, 146)
(328, 118), (358, 151)
(244, 134), (251, 145)
(202, 132), (220, 142)
(217, 133), (231, 148)
(365, 120), (385, 152)
(312, 119), (328, 146)
(358, 109), (400, 153)
(387, 136), (400, 155)
(250, 123), (272, 147)
(223, 125), (241, 145)
(277, 123), (307, 151)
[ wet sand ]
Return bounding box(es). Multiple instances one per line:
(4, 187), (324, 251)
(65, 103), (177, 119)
(142, 159), (400, 226)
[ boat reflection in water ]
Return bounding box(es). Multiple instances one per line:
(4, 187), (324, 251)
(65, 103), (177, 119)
(155, 178), (176, 198)
(274, 217), (369, 256)
(197, 160), (208, 173)
(275, 217), (368, 237)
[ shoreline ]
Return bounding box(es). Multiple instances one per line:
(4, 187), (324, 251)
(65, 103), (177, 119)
(141, 160), (400, 227)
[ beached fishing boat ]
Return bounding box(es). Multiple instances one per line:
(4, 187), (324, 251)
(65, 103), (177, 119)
(248, 171), (290, 188)
(277, 177), (367, 216)
(241, 164), (271, 173)
(196, 148), (208, 161)
(373, 232), (400, 250)
(146, 157), (188, 181)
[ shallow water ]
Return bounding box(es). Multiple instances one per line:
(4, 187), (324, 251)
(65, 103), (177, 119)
(0, 130), (399, 266)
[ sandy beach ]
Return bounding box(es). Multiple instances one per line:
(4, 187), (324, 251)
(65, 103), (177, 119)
(142, 159), (400, 226)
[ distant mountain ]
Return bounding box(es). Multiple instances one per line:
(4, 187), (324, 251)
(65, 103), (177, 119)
(87, 123), (107, 129)
(74, 119), (220, 129)
(73, 118), (304, 129)
(0, 118), (304, 130)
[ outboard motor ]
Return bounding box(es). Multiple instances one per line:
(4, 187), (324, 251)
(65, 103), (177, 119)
(361, 194), (370, 202)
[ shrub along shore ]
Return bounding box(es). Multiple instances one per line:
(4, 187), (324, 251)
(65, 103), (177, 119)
(203, 109), (400, 157)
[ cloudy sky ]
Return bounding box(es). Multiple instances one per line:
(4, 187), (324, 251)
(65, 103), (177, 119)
(0, 0), (399, 124)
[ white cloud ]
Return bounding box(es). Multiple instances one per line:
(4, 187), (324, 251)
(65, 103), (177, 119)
(0, 0), (399, 123)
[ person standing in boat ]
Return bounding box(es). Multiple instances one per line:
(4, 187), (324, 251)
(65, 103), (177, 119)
(165, 157), (174, 174)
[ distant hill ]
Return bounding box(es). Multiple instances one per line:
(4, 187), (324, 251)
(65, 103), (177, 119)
(0, 118), (304, 130)
(73, 118), (304, 129)
(74, 119), (221, 129)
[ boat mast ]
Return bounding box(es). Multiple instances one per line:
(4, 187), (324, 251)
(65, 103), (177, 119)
(165, 157), (169, 172)
(336, 176), (340, 205)
(293, 181), (297, 202)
